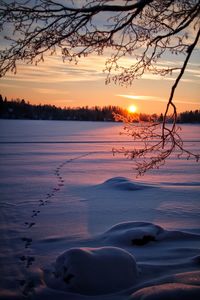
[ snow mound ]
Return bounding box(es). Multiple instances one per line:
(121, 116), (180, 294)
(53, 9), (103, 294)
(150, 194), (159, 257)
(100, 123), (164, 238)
(102, 221), (200, 246)
(102, 222), (165, 245)
(44, 246), (138, 295)
(100, 177), (154, 191)
(130, 282), (200, 300)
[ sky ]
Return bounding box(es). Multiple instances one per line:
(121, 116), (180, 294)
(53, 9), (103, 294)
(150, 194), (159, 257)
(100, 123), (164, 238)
(1, 51), (199, 114)
(0, 3), (200, 115)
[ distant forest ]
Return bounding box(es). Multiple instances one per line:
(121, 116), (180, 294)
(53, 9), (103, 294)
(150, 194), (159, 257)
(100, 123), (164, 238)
(0, 95), (200, 123)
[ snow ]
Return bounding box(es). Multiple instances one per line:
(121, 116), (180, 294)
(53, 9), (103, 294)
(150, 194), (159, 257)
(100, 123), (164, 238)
(102, 222), (165, 245)
(100, 177), (155, 190)
(0, 120), (200, 299)
(130, 282), (200, 300)
(45, 246), (138, 295)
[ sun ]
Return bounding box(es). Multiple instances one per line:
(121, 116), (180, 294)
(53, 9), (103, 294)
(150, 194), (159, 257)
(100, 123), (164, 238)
(128, 104), (137, 113)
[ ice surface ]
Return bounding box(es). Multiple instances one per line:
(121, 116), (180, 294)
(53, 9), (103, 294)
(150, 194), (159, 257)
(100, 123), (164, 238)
(0, 120), (200, 299)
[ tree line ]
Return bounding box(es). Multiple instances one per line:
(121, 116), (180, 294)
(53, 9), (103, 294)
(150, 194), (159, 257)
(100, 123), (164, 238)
(0, 95), (199, 123)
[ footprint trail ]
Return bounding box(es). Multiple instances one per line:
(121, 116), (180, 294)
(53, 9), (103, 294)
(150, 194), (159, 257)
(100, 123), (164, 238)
(18, 151), (96, 296)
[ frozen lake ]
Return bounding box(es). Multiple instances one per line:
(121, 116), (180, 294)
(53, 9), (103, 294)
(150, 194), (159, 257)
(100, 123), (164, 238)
(0, 119), (200, 299)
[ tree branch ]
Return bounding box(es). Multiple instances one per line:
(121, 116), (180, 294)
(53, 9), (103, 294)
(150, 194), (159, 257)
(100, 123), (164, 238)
(162, 27), (200, 143)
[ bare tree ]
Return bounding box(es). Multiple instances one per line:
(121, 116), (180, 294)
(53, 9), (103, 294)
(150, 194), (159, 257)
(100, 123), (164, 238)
(0, 0), (199, 174)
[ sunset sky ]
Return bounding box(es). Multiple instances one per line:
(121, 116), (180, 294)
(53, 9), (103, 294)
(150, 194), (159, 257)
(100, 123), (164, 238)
(0, 47), (199, 114)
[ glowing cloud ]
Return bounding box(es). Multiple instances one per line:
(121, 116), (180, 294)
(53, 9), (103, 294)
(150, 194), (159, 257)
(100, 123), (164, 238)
(117, 94), (200, 106)
(117, 94), (162, 101)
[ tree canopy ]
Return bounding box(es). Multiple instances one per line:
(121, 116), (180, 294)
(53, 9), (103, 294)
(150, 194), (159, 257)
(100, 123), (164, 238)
(0, 0), (199, 174)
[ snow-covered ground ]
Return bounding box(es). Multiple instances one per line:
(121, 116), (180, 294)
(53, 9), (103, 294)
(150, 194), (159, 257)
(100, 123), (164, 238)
(0, 119), (200, 299)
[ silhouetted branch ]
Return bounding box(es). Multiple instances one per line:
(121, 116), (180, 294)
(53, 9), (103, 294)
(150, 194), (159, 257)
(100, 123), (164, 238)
(113, 113), (199, 176)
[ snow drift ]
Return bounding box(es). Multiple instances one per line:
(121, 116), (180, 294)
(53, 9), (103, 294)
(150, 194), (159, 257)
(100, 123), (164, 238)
(100, 177), (155, 191)
(45, 246), (138, 295)
(130, 282), (200, 300)
(102, 221), (165, 245)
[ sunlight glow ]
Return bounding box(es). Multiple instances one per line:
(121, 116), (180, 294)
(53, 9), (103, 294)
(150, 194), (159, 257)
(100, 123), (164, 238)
(128, 104), (137, 113)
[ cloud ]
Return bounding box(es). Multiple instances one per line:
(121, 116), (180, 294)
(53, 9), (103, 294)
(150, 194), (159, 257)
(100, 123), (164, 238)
(186, 69), (200, 76)
(1, 51), (199, 87)
(142, 73), (175, 81)
(116, 94), (200, 106)
(32, 88), (69, 95)
(117, 94), (163, 101)
(1, 54), (106, 85)
(0, 82), (20, 89)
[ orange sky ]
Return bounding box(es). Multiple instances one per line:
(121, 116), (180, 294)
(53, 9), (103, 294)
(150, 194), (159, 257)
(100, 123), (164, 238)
(0, 52), (199, 114)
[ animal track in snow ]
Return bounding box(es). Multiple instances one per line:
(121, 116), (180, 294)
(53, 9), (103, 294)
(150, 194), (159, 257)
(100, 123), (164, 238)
(19, 152), (96, 296)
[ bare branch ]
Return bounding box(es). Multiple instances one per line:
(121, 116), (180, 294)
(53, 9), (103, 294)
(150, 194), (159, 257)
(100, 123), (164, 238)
(162, 27), (200, 145)
(113, 114), (199, 176)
